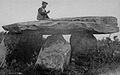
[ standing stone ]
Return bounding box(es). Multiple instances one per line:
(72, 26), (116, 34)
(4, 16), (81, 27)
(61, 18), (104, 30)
(36, 34), (71, 71)
(5, 31), (43, 66)
(70, 31), (97, 63)
(0, 35), (8, 68)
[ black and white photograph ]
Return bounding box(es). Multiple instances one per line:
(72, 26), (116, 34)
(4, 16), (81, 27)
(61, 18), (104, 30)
(0, 0), (120, 75)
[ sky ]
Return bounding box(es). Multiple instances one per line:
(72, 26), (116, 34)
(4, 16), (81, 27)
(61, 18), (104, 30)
(0, 0), (120, 40)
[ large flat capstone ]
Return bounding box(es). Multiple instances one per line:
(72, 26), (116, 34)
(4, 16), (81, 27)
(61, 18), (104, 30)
(2, 16), (119, 34)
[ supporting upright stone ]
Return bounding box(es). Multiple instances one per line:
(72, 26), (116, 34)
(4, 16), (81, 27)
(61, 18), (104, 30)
(70, 31), (97, 64)
(36, 34), (71, 71)
(5, 31), (43, 66)
(0, 35), (8, 68)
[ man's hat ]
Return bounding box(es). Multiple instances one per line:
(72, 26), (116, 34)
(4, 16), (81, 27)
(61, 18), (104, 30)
(42, 1), (48, 5)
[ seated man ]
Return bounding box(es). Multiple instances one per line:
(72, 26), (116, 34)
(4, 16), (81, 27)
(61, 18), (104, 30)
(37, 1), (50, 20)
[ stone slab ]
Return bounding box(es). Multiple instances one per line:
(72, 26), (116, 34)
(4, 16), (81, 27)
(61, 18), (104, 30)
(2, 16), (119, 34)
(36, 35), (71, 70)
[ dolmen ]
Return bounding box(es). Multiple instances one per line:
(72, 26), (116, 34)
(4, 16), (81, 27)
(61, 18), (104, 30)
(0, 16), (119, 70)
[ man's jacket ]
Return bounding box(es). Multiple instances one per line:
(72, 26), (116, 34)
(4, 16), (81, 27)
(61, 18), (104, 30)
(37, 7), (49, 20)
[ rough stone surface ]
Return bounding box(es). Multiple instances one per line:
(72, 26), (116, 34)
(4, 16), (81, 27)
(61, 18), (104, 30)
(5, 31), (44, 66)
(0, 36), (7, 68)
(70, 31), (97, 62)
(36, 34), (71, 71)
(2, 16), (119, 34)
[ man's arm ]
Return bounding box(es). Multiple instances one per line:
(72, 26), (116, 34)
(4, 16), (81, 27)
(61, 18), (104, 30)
(38, 8), (48, 15)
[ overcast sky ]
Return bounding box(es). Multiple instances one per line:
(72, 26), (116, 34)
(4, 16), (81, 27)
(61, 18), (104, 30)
(0, 0), (120, 40)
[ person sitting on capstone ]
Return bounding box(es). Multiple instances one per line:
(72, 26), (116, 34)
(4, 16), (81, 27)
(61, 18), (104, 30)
(37, 1), (50, 20)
